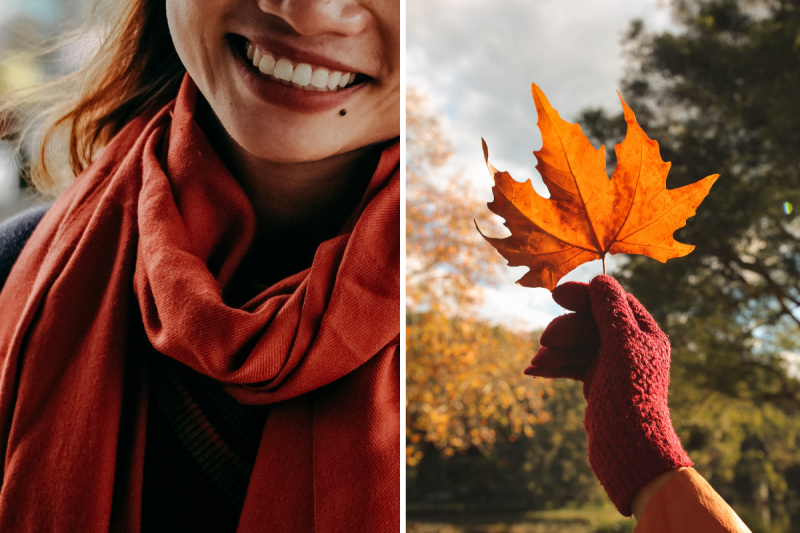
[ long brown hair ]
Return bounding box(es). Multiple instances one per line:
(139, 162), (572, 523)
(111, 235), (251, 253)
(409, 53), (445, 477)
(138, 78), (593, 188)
(0, 0), (185, 193)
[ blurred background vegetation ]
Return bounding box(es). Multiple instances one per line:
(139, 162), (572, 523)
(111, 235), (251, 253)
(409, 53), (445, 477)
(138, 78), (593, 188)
(0, 0), (94, 220)
(407, 1), (800, 532)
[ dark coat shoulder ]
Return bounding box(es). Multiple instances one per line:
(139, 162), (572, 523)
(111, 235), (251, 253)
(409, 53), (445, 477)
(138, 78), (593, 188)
(0, 204), (51, 288)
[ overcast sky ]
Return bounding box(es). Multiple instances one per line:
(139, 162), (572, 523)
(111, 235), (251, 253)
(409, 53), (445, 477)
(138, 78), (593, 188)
(408, 0), (680, 329)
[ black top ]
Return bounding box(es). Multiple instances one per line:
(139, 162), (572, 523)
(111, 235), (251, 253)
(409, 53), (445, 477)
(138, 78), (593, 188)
(0, 204), (51, 282)
(0, 205), (266, 533)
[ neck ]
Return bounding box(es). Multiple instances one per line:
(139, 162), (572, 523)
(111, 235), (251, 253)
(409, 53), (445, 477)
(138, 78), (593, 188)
(197, 103), (382, 289)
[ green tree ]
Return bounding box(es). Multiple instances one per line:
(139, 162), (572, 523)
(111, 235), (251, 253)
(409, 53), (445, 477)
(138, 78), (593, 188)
(578, 1), (800, 529)
(580, 0), (800, 398)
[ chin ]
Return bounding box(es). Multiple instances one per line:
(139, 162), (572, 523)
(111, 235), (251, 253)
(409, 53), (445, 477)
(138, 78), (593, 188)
(228, 118), (370, 164)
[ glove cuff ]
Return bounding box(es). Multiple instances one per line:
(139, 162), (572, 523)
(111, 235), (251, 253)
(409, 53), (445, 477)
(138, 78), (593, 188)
(587, 420), (693, 516)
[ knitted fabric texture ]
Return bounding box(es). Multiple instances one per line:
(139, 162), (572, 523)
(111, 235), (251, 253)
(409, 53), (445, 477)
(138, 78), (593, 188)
(0, 75), (400, 532)
(526, 275), (692, 516)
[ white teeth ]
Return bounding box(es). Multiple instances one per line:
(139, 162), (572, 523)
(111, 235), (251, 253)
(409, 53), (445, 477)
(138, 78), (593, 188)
(326, 71), (342, 90)
(246, 42), (358, 92)
(259, 54), (275, 75)
(291, 63), (312, 86)
(274, 58), (293, 81)
(310, 68), (329, 88)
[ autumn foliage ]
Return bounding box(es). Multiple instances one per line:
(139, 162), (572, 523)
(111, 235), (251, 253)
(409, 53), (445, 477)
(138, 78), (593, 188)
(406, 89), (503, 312)
(410, 3), (800, 526)
(479, 84), (718, 290)
(406, 312), (552, 466)
(406, 90), (554, 466)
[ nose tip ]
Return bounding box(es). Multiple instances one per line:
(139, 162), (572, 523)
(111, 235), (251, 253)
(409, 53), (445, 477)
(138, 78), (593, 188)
(257, 0), (369, 36)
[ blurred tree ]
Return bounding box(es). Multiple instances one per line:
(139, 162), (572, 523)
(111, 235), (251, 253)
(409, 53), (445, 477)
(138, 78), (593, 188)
(408, 370), (604, 511)
(406, 311), (550, 464)
(407, 91), (601, 512)
(579, 0), (800, 403)
(406, 88), (503, 313)
(406, 89), (551, 465)
(577, 0), (800, 528)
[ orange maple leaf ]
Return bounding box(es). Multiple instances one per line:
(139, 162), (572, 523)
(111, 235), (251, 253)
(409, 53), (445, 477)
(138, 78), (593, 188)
(477, 83), (718, 291)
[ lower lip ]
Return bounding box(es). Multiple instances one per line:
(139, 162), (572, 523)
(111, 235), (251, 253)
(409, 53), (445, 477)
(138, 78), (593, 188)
(229, 40), (366, 114)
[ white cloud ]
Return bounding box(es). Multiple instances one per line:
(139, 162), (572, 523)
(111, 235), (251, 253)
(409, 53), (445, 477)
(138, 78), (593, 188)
(410, 0), (677, 171)
(476, 253), (626, 330)
(478, 282), (560, 331)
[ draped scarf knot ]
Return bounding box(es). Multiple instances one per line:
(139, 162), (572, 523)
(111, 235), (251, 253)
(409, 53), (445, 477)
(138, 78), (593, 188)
(0, 75), (399, 532)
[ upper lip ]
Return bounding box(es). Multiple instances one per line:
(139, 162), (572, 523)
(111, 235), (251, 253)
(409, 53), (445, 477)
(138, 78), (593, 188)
(240, 35), (366, 77)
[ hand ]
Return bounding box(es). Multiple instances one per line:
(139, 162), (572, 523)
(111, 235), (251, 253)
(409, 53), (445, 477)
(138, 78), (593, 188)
(525, 275), (692, 517)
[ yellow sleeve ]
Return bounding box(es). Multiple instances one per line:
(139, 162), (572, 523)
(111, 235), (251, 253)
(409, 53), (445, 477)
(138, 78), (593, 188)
(634, 468), (751, 533)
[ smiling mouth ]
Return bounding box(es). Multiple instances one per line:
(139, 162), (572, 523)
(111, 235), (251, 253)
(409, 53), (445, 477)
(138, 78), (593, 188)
(229, 35), (369, 93)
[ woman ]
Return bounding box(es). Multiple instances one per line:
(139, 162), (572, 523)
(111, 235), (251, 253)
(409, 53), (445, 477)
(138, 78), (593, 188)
(0, 0), (399, 532)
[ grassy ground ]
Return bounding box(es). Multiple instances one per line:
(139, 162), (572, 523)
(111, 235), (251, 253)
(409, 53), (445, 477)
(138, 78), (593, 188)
(407, 506), (637, 533)
(407, 523), (592, 532)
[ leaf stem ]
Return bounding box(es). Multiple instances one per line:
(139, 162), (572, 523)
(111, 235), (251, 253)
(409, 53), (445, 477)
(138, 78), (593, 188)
(602, 254), (606, 275)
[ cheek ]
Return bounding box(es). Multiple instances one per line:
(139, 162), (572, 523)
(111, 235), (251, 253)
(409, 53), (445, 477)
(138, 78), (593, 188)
(375, 0), (401, 73)
(165, 0), (224, 91)
(165, 0), (194, 63)
(371, 87), (400, 140)
(368, 64), (401, 140)
(373, 8), (401, 138)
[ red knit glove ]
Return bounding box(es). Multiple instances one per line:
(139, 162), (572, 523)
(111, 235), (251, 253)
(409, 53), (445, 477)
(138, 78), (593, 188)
(525, 275), (692, 516)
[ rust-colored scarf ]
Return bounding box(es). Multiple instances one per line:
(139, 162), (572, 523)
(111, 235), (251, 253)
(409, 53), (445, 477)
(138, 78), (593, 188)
(0, 76), (399, 532)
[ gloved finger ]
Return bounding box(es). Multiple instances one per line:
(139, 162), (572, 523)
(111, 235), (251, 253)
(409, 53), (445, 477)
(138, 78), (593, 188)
(530, 344), (598, 368)
(524, 363), (591, 381)
(626, 293), (662, 334)
(589, 274), (639, 336)
(540, 313), (600, 348)
(552, 282), (592, 313)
